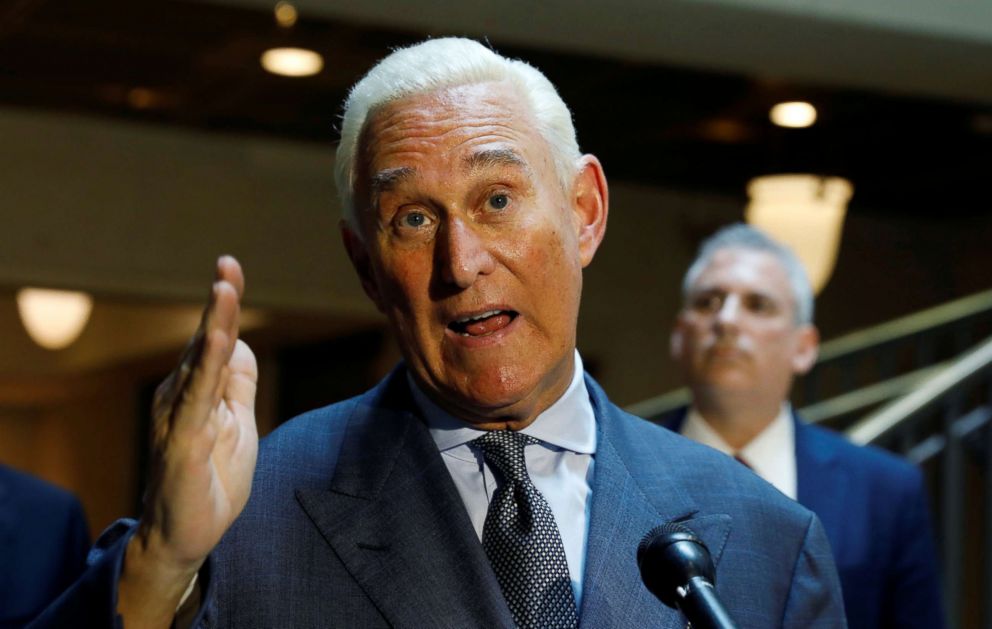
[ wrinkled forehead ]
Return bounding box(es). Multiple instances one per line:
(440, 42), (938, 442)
(356, 81), (546, 177)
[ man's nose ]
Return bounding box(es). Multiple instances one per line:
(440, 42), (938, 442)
(715, 295), (741, 329)
(438, 216), (496, 288)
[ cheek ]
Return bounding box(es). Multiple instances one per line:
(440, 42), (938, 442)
(688, 334), (710, 361)
(676, 320), (708, 351)
(752, 328), (796, 359)
(533, 233), (580, 305)
(378, 250), (432, 307)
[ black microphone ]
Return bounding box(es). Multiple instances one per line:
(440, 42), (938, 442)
(637, 522), (739, 629)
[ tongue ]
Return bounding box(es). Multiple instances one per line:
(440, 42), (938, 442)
(464, 313), (512, 336)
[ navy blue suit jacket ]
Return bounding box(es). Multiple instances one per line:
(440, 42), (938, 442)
(0, 464), (90, 628)
(34, 368), (845, 627)
(661, 408), (944, 629)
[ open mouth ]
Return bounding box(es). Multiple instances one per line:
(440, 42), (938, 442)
(448, 309), (519, 337)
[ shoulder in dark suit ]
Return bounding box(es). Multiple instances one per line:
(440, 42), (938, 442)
(794, 416), (943, 629)
(34, 369), (844, 628)
(0, 464), (90, 629)
(660, 407), (944, 629)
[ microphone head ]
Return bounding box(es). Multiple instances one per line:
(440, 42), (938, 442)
(637, 521), (716, 609)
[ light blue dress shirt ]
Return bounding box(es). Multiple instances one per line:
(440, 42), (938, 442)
(408, 350), (597, 607)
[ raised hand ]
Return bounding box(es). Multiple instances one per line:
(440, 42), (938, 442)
(118, 256), (259, 628)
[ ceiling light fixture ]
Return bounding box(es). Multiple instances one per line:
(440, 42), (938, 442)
(769, 101), (817, 128)
(274, 1), (299, 28)
(16, 288), (94, 350)
(745, 174), (853, 294)
(260, 47), (323, 77)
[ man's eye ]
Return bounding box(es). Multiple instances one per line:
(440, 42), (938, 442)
(488, 194), (510, 210)
(692, 294), (722, 312)
(747, 295), (777, 314)
(400, 212), (428, 228)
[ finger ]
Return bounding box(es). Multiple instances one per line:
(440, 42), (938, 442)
(207, 279), (241, 367)
(183, 255), (242, 370)
(171, 332), (205, 400)
(202, 258), (243, 365)
(161, 257), (245, 432)
(213, 342), (258, 461)
(225, 340), (258, 408)
(170, 279), (238, 425)
(172, 324), (232, 436)
(216, 255), (245, 299)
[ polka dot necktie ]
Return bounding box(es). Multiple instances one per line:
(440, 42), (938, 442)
(472, 430), (579, 629)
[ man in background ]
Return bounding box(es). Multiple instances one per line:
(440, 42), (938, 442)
(663, 223), (944, 628)
(0, 463), (90, 628)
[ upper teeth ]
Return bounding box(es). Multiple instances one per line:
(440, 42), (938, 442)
(457, 310), (502, 324)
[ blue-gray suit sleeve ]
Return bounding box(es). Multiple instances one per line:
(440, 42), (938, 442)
(27, 519), (135, 628)
(29, 518), (218, 629)
(782, 514), (848, 628)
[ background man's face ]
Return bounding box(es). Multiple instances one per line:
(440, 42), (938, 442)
(347, 81), (595, 424)
(671, 247), (817, 403)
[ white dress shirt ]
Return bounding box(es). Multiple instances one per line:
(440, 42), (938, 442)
(408, 350), (597, 607)
(682, 404), (797, 500)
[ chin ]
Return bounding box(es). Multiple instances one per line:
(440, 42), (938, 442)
(447, 364), (546, 418)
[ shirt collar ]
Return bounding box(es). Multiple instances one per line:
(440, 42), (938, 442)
(738, 405), (794, 469)
(408, 350), (596, 455)
(683, 403), (796, 498)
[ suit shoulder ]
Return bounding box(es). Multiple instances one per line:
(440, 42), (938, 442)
(260, 398), (357, 452)
(254, 396), (361, 485)
(801, 421), (923, 488)
(0, 464), (83, 516)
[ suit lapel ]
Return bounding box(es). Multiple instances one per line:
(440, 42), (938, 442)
(295, 376), (513, 629)
(579, 383), (732, 629)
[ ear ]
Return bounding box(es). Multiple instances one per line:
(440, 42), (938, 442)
(571, 155), (609, 268)
(791, 324), (820, 375)
(341, 220), (385, 312)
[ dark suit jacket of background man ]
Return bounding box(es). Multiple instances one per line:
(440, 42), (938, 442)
(0, 464), (90, 628)
(662, 408), (944, 629)
(33, 368), (845, 628)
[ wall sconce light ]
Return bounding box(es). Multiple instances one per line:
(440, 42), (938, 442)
(745, 174), (854, 294)
(16, 288), (93, 350)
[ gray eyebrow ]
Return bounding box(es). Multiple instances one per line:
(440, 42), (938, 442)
(462, 148), (530, 174)
(371, 166), (414, 196)
(369, 166), (415, 205)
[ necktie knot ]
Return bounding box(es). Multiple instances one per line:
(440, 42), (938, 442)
(472, 430), (538, 484)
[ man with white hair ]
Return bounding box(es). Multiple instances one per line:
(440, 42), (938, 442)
(35, 40), (844, 628)
(664, 223), (944, 628)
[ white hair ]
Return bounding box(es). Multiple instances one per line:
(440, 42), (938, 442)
(682, 223), (815, 325)
(334, 37), (582, 231)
